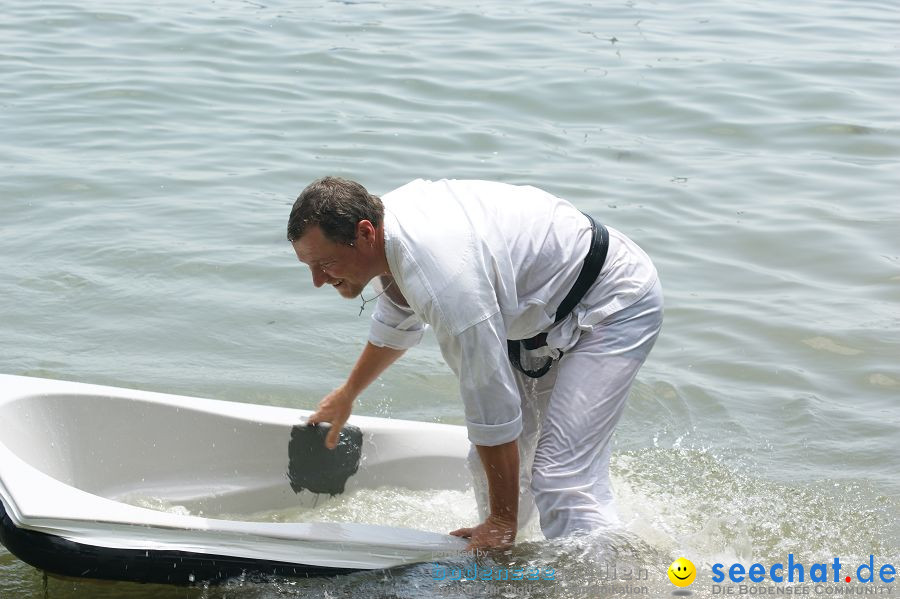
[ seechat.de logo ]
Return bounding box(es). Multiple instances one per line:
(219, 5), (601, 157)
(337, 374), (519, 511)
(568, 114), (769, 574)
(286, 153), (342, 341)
(711, 555), (897, 584)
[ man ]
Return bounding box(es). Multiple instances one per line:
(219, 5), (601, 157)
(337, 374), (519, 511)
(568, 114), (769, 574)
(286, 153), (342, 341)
(287, 177), (662, 550)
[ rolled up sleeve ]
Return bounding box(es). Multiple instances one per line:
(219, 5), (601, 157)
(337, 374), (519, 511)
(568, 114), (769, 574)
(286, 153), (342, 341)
(368, 293), (427, 350)
(437, 311), (522, 446)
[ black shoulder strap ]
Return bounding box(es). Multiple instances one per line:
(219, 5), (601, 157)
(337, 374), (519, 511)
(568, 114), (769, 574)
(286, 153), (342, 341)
(553, 214), (608, 324)
(507, 213), (610, 379)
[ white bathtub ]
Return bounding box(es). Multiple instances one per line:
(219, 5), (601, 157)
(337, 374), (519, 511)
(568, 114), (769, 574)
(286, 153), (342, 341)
(0, 374), (471, 584)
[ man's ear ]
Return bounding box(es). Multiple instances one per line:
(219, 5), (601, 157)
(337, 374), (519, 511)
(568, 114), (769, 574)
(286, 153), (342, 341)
(357, 219), (376, 243)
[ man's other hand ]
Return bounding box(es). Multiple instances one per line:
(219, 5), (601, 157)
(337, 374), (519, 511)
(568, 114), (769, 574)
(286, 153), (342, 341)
(449, 514), (516, 550)
(306, 385), (354, 449)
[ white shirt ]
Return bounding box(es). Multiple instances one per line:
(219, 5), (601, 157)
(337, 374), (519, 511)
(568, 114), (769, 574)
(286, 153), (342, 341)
(368, 179), (658, 446)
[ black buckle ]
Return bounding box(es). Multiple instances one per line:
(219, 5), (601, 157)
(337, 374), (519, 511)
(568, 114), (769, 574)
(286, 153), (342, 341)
(506, 339), (554, 379)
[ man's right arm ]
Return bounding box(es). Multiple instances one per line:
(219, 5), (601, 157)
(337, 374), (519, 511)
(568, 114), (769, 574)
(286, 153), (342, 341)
(307, 342), (406, 448)
(310, 280), (424, 448)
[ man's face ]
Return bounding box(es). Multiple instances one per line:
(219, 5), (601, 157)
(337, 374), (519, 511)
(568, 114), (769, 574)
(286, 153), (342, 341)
(292, 225), (371, 299)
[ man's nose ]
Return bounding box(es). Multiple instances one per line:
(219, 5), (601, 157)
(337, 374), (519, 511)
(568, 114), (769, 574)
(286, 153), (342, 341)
(311, 268), (328, 288)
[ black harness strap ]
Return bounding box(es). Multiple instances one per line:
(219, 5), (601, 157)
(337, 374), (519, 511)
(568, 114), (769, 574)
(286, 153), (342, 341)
(507, 213), (610, 378)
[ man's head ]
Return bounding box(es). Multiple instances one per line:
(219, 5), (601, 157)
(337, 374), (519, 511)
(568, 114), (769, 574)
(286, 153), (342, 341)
(288, 177), (388, 299)
(287, 176), (384, 245)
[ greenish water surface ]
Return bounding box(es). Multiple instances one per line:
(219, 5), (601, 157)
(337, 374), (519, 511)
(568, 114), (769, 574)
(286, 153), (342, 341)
(1, 1), (897, 597)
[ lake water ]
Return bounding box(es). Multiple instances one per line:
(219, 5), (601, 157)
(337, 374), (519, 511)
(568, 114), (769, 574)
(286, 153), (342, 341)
(1, 0), (897, 597)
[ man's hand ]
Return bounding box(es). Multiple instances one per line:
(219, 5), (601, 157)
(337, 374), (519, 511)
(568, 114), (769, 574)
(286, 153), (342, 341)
(451, 440), (520, 550)
(304, 342), (406, 449)
(450, 514), (517, 550)
(306, 385), (355, 449)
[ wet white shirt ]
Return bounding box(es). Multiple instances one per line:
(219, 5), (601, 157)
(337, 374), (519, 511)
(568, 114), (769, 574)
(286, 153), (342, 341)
(368, 179), (658, 446)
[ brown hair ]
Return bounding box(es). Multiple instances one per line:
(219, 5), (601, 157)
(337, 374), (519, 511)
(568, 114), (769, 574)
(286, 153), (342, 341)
(286, 176), (384, 245)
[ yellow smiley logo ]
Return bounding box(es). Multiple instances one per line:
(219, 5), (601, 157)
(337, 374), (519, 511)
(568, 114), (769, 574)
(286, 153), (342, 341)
(668, 557), (697, 587)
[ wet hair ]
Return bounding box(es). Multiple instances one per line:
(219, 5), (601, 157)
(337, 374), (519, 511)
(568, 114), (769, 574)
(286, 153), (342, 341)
(286, 176), (384, 245)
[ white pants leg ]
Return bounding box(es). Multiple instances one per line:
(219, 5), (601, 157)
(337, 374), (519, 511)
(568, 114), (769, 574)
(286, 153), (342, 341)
(468, 279), (663, 538)
(532, 280), (663, 538)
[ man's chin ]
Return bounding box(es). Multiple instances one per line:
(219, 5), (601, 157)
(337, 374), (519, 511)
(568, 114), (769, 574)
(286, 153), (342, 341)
(335, 284), (361, 299)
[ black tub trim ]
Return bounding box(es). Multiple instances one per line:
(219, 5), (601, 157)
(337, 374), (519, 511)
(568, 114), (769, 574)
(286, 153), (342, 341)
(0, 498), (357, 585)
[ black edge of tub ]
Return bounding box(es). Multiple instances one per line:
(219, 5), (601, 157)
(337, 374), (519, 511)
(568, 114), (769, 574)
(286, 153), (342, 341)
(0, 498), (357, 585)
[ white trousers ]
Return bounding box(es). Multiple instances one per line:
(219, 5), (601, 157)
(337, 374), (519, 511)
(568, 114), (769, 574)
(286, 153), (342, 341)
(468, 279), (663, 539)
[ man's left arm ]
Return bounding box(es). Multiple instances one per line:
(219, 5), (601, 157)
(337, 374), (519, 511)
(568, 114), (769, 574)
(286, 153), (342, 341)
(450, 439), (519, 549)
(435, 311), (524, 550)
